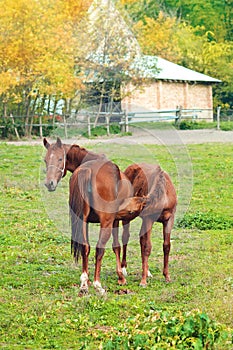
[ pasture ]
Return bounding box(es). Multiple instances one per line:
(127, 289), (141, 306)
(0, 141), (232, 349)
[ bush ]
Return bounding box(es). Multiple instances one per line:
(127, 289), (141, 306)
(220, 121), (233, 131)
(176, 211), (233, 230)
(103, 310), (229, 349)
(82, 123), (122, 138)
(177, 120), (216, 130)
(0, 117), (24, 139)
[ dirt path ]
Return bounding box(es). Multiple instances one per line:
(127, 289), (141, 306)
(3, 128), (233, 146)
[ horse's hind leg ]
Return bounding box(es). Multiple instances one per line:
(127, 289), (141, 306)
(80, 206), (91, 293)
(121, 220), (130, 277)
(94, 216), (114, 294)
(79, 223), (91, 293)
(112, 220), (126, 285)
(162, 214), (174, 283)
(139, 217), (154, 287)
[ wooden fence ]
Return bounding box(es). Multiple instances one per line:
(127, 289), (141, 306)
(0, 107), (230, 139)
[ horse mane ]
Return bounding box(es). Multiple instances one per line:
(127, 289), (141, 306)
(67, 144), (106, 166)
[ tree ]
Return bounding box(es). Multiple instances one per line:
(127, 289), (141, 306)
(0, 0), (90, 136)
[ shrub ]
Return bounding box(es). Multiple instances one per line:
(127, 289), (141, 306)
(82, 124), (122, 138)
(102, 310), (229, 349)
(176, 211), (233, 230)
(177, 120), (216, 130)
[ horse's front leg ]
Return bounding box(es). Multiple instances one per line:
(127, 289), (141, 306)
(112, 220), (126, 285)
(139, 217), (154, 286)
(162, 214), (175, 282)
(121, 220), (130, 277)
(94, 218), (114, 294)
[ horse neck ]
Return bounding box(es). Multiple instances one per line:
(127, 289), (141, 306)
(65, 144), (102, 172)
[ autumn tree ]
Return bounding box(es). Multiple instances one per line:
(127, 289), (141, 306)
(0, 0), (90, 136)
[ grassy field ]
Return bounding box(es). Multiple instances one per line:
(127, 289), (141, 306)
(0, 141), (232, 349)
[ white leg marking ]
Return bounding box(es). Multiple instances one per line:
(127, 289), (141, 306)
(93, 281), (106, 295)
(147, 270), (153, 278)
(80, 272), (89, 291)
(122, 267), (127, 277)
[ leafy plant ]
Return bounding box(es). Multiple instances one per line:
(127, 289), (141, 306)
(82, 124), (123, 138)
(102, 310), (229, 349)
(177, 211), (233, 230)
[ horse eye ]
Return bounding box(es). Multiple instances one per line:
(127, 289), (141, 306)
(59, 158), (63, 162)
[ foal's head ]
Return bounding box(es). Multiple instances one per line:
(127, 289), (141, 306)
(43, 137), (66, 191)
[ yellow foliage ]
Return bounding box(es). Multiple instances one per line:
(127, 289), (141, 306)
(133, 12), (181, 61)
(0, 0), (89, 102)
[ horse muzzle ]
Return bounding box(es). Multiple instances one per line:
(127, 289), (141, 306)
(45, 179), (58, 192)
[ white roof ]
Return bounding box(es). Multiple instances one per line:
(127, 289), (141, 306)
(135, 55), (221, 83)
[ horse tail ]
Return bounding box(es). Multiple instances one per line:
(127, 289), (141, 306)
(69, 166), (91, 263)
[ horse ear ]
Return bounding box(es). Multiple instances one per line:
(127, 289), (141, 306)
(43, 138), (50, 149)
(56, 137), (62, 148)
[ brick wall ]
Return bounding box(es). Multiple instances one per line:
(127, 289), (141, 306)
(122, 80), (214, 121)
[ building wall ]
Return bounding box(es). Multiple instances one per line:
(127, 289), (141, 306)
(122, 80), (214, 121)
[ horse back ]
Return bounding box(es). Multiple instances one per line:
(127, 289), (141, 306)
(124, 163), (177, 218)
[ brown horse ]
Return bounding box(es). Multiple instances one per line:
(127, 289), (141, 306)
(69, 160), (147, 293)
(43, 138), (176, 289)
(43, 138), (146, 293)
(122, 163), (177, 286)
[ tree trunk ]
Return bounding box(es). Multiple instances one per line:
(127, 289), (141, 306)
(25, 95), (31, 137)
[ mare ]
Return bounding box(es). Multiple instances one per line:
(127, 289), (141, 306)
(43, 137), (146, 293)
(122, 163), (177, 286)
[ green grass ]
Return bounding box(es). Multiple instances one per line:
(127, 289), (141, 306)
(0, 142), (232, 349)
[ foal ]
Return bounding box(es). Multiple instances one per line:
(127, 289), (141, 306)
(121, 163), (177, 286)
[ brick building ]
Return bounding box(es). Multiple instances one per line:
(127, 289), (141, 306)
(87, 1), (221, 122)
(122, 56), (221, 121)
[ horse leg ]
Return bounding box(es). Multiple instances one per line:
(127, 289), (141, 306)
(139, 217), (154, 287)
(112, 220), (126, 285)
(163, 214), (174, 282)
(94, 216), (114, 294)
(79, 203), (91, 293)
(121, 220), (130, 277)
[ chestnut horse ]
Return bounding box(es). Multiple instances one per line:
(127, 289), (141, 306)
(122, 163), (177, 286)
(43, 138), (177, 289)
(43, 138), (146, 293)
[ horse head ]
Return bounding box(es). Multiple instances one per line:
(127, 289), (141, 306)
(43, 137), (67, 191)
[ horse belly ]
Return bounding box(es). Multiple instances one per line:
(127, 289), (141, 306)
(87, 209), (100, 223)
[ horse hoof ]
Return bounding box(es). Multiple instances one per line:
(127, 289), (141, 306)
(93, 281), (106, 295)
(118, 278), (127, 286)
(79, 287), (88, 295)
(122, 267), (127, 277)
(139, 282), (147, 288)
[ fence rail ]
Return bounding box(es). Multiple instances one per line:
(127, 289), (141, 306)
(0, 107), (231, 139)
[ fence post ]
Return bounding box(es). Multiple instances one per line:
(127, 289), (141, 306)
(63, 115), (68, 138)
(87, 115), (91, 137)
(125, 112), (129, 133)
(10, 114), (20, 140)
(217, 106), (221, 130)
(175, 105), (182, 127)
(39, 115), (43, 138)
(106, 115), (110, 136)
